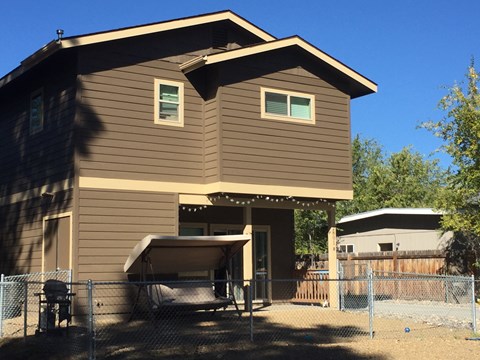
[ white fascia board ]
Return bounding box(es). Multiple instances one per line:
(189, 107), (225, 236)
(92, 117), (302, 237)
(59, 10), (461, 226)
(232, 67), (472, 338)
(181, 37), (377, 93)
(338, 208), (442, 224)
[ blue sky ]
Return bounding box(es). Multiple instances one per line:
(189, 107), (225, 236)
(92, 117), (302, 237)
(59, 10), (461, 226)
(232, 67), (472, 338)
(2, 1), (479, 168)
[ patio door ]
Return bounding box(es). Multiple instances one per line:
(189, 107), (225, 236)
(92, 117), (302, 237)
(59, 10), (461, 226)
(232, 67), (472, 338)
(43, 213), (72, 272)
(253, 229), (270, 301)
(211, 226), (271, 302)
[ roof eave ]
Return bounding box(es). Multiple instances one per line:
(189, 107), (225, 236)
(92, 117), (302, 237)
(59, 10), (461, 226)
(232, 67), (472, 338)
(0, 10), (276, 90)
(0, 40), (62, 89)
(338, 208), (442, 224)
(180, 36), (377, 97)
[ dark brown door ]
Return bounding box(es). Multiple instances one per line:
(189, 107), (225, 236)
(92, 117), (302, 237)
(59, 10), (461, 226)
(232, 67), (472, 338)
(44, 216), (70, 272)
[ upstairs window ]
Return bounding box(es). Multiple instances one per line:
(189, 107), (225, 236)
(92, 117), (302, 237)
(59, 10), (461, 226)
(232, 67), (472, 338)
(261, 87), (315, 124)
(154, 79), (184, 127)
(29, 89), (44, 135)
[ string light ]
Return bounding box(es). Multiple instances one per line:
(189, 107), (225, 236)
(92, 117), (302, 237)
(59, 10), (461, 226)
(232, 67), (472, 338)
(179, 193), (335, 211)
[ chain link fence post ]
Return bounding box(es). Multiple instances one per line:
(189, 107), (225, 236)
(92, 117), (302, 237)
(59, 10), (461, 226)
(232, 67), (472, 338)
(0, 274), (4, 338)
(23, 282), (28, 339)
(338, 260), (345, 311)
(471, 275), (477, 334)
(367, 268), (374, 338)
(249, 280), (254, 342)
(87, 280), (95, 360)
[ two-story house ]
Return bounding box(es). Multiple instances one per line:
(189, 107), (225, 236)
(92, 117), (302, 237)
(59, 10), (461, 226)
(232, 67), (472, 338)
(0, 11), (376, 301)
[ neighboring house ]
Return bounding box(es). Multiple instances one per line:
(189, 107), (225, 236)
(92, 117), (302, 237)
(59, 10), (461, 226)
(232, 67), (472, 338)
(336, 208), (451, 253)
(0, 11), (376, 301)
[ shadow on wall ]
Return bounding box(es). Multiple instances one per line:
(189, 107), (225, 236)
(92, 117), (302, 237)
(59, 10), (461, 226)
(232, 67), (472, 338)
(0, 78), (104, 275)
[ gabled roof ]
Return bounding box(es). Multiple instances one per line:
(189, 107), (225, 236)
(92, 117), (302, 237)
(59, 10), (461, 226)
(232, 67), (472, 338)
(180, 36), (377, 98)
(338, 208), (442, 224)
(0, 10), (275, 89)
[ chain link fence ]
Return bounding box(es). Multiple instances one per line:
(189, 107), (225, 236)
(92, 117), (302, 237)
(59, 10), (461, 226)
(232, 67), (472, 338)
(0, 270), (72, 337)
(0, 271), (91, 359)
(1, 275), (478, 359)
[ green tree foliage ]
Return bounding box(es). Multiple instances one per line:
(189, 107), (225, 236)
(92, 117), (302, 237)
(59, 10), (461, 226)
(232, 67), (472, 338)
(336, 135), (444, 220)
(294, 210), (328, 255)
(295, 135), (444, 255)
(421, 62), (480, 271)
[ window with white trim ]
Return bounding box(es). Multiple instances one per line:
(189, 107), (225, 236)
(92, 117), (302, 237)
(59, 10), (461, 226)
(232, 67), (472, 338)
(154, 79), (184, 127)
(338, 244), (354, 253)
(29, 89), (44, 135)
(261, 87), (315, 123)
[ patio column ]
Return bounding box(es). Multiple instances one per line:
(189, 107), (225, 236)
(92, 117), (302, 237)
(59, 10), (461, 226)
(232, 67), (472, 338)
(327, 206), (339, 309)
(243, 205), (253, 281)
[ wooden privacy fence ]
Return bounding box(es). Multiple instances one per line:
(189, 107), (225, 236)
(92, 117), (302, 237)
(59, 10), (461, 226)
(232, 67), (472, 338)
(292, 270), (329, 304)
(298, 250), (446, 276)
(292, 250), (447, 303)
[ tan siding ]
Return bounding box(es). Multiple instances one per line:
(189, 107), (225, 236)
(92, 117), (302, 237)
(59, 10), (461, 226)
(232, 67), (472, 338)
(204, 97), (219, 182)
(77, 189), (178, 282)
(220, 66), (352, 191)
(0, 190), (73, 275)
(78, 48), (205, 183)
(0, 75), (76, 194)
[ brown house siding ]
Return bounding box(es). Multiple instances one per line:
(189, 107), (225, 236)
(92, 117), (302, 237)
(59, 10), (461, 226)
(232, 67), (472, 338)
(0, 189), (73, 275)
(204, 96), (220, 183)
(74, 24), (267, 186)
(0, 62), (76, 195)
(77, 189), (178, 281)
(0, 55), (77, 276)
(219, 66), (352, 190)
(252, 208), (295, 279)
(76, 48), (206, 184)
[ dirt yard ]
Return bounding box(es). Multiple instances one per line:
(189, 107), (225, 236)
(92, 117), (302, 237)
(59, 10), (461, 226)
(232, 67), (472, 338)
(1, 305), (479, 359)
(1, 333), (479, 360)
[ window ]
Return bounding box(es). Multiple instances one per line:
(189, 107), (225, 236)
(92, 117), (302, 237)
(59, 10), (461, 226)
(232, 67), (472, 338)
(29, 89), (44, 134)
(261, 87), (315, 124)
(378, 243), (393, 252)
(179, 223), (207, 236)
(338, 244), (355, 253)
(154, 79), (184, 127)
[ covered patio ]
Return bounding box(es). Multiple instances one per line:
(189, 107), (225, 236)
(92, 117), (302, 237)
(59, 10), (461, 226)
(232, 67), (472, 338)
(178, 193), (340, 307)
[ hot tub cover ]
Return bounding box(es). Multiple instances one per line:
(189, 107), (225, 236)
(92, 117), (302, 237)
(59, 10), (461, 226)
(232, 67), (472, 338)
(123, 234), (250, 274)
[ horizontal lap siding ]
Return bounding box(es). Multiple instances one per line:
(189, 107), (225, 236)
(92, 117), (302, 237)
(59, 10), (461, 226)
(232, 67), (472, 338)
(77, 189), (178, 281)
(204, 97), (219, 182)
(0, 57), (76, 276)
(0, 190), (73, 275)
(0, 75), (76, 195)
(220, 67), (352, 190)
(78, 49), (205, 183)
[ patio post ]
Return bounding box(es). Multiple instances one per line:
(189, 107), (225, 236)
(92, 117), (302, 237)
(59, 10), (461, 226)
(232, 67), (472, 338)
(327, 206), (339, 309)
(243, 205), (253, 281)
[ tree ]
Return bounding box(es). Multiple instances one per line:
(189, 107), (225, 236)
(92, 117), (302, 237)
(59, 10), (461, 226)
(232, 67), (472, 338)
(294, 210), (328, 255)
(294, 135), (444, 255)
(421, 61), (480, 272)
(336, 135), (384, 217)
(336, 135), (444, 220)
